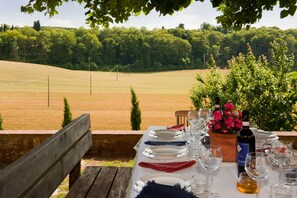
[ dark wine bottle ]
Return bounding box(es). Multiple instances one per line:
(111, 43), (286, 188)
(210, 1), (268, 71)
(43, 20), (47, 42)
(237, 110), (255, 176)
(212, 97), (223, 115)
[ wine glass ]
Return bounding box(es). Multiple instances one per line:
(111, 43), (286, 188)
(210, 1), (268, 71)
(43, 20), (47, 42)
(270, 166), (297, 198)
(187, 110), (200, 139)
(245, 152), (271, 198)
(187, 110), (199, 127)
(198, 108), (212, 133)
(270, 140), (293, 187)
(198, 145), (222, 197)
(198, 108), (212, 121)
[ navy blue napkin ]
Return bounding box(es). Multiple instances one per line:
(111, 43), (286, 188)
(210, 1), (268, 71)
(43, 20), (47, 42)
(144, 141), (187, 146)
(136, 181), (197, 198)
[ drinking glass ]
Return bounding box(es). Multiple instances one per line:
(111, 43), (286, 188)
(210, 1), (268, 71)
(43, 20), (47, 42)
(270, 151), (297, 198)
(198, 108), (212, 134)
(198, 145), (222, 197)
(270, 140), (293, 186)
(256, 139), (272, 156)
(270, 167), (296, 198)
(270, 184), (295, 198)
(237, 172), (258, 194)
(186, 137), (201, 159)
(198, 108), (212, 122)
(188, 110), (199, 127)
(187, 110), (202, 141)
(191, 173), (208, 197)
(245, 152), (271, 198)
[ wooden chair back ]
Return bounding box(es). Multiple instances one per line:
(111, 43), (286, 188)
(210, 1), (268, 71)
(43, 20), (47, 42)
(175, 110), (198, 126)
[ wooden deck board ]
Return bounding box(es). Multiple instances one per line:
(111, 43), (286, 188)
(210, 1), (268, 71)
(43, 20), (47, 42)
(108, 167), (132, 198)
(87, 166), (118, 198)
(66, 166), (101, 198)
(67, 166), (132, 198)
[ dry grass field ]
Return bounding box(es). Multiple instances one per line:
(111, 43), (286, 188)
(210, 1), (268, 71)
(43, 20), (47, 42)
(0, 61), (229, 130)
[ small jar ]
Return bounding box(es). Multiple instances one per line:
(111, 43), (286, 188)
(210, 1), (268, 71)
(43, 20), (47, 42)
(236, 172), (258, 194)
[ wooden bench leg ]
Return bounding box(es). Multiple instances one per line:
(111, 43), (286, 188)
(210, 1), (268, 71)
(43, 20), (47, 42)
(69, 160), (81, 189)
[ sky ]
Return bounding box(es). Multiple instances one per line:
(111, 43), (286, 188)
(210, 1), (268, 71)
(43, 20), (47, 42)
(1, 0), (297, 30)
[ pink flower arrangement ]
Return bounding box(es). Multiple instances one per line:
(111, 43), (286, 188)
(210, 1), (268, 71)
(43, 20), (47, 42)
(208, 102), (242, 134)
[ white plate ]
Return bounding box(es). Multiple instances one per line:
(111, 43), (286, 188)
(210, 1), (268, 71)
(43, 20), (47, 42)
(148, 129), (183, 140)
(134, 173), (191, 193)
(144, 146), (187, 155)
(142, 146), (187, 160)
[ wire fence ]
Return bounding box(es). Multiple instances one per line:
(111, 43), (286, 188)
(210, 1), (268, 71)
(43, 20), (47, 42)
(0, 65), (135, 106)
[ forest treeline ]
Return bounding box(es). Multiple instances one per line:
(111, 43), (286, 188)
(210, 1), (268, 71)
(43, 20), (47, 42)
(1, 23), (297, 72)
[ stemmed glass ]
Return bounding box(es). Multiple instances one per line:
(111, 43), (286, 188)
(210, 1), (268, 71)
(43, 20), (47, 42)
(186, 110), (200, 159)
(187, 110), (200, 139)
(198, 108), (212, 133)
(270, 140), (293, 189)
(245, 152), (271, 198)
(188, 110), (199, 127)
(198, 145), (222, 197)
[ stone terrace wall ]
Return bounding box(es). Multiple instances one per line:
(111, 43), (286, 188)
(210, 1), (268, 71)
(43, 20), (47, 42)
(0, 130), (144, 169)
(0, 130), (296, 169)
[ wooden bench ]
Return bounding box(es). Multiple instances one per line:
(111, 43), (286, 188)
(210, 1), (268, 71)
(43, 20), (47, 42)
(0, 113), (132, 198)
(67, 166), (132, 198)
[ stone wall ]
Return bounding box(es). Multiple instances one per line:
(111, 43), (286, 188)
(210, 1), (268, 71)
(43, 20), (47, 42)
(0, 130), (144, 169)
(0, 130), (296, 169)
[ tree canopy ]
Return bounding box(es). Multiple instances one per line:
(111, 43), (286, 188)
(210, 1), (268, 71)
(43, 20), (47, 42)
(21, 0), (297, 30)
(190, 39), (297, 131)
(1, 25), (297, 71)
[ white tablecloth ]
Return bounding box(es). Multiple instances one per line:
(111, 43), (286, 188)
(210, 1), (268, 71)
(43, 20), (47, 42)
(127, 126), (279, 198)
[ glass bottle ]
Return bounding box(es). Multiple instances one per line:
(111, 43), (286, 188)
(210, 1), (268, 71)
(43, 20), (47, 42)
(212, 96), (223, 115)
(237, 110), (255, 176)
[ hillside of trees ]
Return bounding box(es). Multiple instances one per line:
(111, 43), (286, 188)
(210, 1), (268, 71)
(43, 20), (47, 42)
(1, 23), (297, 72)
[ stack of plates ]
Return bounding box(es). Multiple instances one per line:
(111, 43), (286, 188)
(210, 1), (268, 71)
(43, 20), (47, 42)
(143, 146), (187, 160)
(148, 129), (184, 140)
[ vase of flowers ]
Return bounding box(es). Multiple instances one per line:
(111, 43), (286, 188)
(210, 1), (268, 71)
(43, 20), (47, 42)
(208, 102), (242, 162)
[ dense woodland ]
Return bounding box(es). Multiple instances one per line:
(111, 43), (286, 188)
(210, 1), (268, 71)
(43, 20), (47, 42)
(1, 23), (297, 72)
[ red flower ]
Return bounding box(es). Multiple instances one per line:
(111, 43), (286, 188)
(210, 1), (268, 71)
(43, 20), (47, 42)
(235, 118), (242, 129)
(224, 102), (235, 112)
(208, 102), (242, 134)
(214, 123), (221, 130)
(225, 117), (234, 129)
(214, 111), (222, 121)
(237, 110), (242, 119)
(222, 129), (229, 133)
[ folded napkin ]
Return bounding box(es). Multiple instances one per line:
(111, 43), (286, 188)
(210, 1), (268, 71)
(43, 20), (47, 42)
(139, 160), (196, 173)
(167, 124), (185, 131)
(144, 140), (187, 146)
(136, 181), (197, 198)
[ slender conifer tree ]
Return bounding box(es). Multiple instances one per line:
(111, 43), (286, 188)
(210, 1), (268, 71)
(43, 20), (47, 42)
(130, 88), (141, 130)
(62, 97), (72, 127)
(0, 113), (3, 130)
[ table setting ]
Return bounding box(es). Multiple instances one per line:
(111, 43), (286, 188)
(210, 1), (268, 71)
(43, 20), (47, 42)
(126, 109), (297, 198)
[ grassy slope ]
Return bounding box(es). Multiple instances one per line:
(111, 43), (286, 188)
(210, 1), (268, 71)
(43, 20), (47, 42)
(0, 61), (229, 130)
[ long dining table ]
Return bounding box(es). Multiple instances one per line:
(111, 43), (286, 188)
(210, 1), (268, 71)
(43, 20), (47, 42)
(126, 126), (280, 198)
